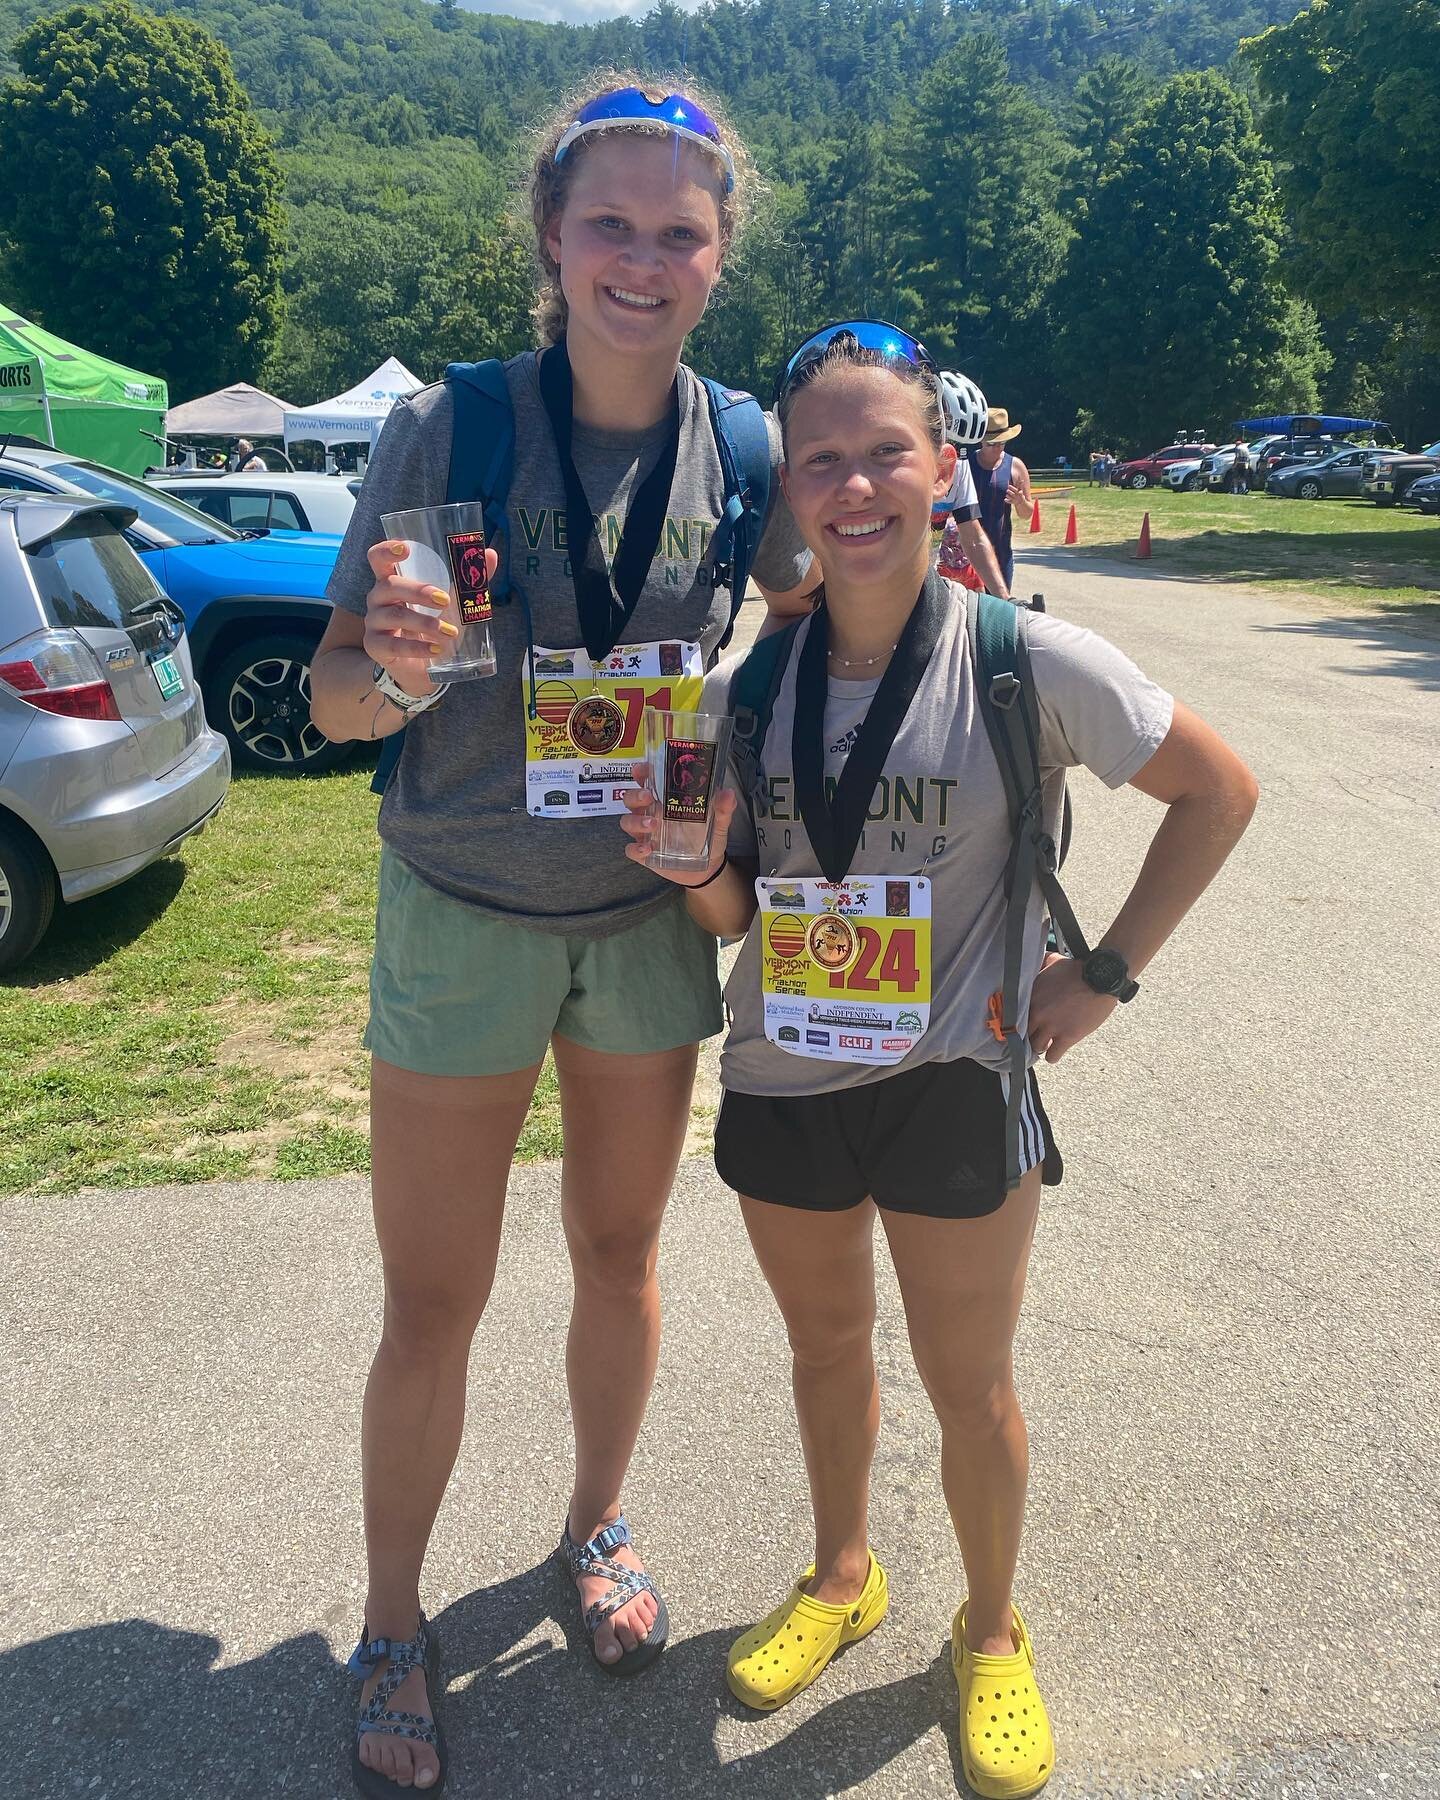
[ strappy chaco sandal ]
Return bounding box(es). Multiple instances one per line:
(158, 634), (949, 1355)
(558, 1511), (669, 1676)
(348, 1614), (446, 1797)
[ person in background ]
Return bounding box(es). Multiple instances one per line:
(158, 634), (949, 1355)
(968, 408), (1035, 596)
(1227, 440), (1251, 495)
(230, 437), (265, 472)
(934, 369), (1009, 597)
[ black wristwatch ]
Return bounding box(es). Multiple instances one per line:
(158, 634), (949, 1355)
(1081, 948), (1139, 1004)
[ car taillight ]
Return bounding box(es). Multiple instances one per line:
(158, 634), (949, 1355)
(0, 630), (123, 723)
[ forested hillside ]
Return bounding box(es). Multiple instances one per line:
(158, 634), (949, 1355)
(2, 0), (1435, 450)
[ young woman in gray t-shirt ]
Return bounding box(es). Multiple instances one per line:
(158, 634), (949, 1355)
(624, 325), (1258, 1798)
(309, 77), (812, 1798)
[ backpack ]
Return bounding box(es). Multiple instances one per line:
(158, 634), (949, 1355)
(729, 588), (1090, 1191)
(372, 359), (773, 795)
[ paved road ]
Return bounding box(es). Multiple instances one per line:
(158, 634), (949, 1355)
(4, 554), (1437, 1798)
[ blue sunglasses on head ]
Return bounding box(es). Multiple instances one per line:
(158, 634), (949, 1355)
(554, 88), (736, 194)
(775, 320), (938, 405)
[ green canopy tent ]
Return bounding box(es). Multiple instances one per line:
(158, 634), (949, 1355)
(0, 306), (167, 476)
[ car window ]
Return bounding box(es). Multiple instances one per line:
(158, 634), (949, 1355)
(228, 490), (305, 531)
(57, 461), (239, 546)
(0, 467), (52, 493)
(24, 519), (165, 630)
(167, 487), (231, 523)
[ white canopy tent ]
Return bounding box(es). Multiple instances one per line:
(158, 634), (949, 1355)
(282, 357), (423, 465)
(167, 381), (293, 438)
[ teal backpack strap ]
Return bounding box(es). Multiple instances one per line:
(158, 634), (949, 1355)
(699, 378), (774, 651)
(372, 360), (515, 797)
(730, 619), (801, 823)
(967, 590), (1091, 1189)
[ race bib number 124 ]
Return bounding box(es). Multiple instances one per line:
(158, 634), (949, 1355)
(756, 875), (932, 1065)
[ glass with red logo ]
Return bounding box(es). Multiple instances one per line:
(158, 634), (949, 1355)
(641, 709), (734, 873)
(380, 502), (496, 680)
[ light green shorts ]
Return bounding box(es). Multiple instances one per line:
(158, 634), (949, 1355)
(366, 848), (723, 1076)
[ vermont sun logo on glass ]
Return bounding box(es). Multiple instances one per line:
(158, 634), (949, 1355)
(663, 739), (716, 820)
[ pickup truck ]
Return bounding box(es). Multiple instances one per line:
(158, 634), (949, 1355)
(1362, 442), (1440, 506)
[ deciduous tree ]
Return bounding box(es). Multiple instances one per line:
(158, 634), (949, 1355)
(1243, 0), (1440, 345)
(1054, 72), (1327, 447)
(0, 0), (286, 396)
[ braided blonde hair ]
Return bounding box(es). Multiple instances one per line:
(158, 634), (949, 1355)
(526, 70), (758, 347)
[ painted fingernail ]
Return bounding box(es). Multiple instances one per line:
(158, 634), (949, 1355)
(387, 541), (408, 556)
(438, 621), (460, 638)
(426, 588), (450, 605)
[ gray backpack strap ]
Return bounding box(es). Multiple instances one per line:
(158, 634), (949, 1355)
(967, 590), (1091, 1189)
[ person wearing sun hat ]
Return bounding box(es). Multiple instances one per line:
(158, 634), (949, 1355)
(967, 407), (1035, 594)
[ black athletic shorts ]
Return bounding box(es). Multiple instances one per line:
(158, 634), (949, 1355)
(714, 1057), (1063, 1220)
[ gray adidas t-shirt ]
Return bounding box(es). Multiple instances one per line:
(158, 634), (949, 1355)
(707, 595), (1174, 1094)
(328, 353), (810, 936)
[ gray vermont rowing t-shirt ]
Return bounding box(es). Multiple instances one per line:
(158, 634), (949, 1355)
(707, 593), (1174, 1095)
(328, 353), (810, 936)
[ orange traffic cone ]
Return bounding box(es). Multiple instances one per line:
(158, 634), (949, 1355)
(1135, 512), (1152, 559)
(1063, 503), (1078, 545)
(1029, 498), (1042, 534)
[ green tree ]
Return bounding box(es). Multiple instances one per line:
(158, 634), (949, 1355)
(1054, 71), (1327, 448)
(0, 0), (287, 396)
(885, 36), (1071, 369)
(432, 223), (535, 368)
(1063, 56), (1150, 219)
(1243, 0), (1440, 345)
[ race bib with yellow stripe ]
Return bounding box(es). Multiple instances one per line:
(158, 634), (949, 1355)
(756, 876), (932, 1064)
(523, 640), (703, 819)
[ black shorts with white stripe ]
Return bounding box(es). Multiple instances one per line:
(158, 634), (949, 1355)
(714, 1056), (1062, 1220)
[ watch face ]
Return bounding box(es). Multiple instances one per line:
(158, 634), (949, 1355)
(1085, 950), (1127, 994)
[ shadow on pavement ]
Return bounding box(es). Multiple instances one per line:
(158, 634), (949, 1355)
(5, 1559), (951, 1798)
(1256, 609), (1440, 687)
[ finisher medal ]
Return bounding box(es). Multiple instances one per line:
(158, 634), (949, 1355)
(566, 694), (626, 755)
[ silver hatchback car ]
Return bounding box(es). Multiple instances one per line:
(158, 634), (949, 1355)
(0, 492), (230, 972)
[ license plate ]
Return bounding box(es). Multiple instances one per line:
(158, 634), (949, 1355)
(152, 653), (184, 700)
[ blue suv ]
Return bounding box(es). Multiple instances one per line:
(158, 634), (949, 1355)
(0, 441), (348, 772)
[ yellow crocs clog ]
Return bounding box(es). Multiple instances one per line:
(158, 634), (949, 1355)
(727, 1552), (889, 1711)
(952, 1602), (1055, 1799)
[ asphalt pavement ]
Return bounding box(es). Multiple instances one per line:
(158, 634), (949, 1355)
(3, 551), (1438, 1798)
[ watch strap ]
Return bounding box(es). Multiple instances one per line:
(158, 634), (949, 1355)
(372, 663), (449, 716)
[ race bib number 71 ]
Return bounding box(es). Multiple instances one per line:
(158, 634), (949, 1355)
(523, 640), (703, 819)
(756, 876), (932, 1065)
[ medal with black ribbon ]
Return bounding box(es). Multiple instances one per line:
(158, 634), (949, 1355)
(792, 572), (947, 885)
(537, 336), (682, 694)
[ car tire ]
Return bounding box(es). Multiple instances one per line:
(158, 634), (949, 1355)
(1182, 474), (1202, 492)
(1298, 479), (1323, 499)
(1130, 472), (1150, 490)
(207, 634), (354, 775)
(0, 820), (57, 974)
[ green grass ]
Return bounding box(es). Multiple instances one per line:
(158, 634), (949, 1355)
(1027, 484), (1440, 623)
(0, 766), (562, 1196)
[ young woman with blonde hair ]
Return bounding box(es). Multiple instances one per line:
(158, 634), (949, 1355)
(310, 74), (811, 1796)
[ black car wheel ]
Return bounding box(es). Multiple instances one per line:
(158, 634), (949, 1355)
(207, 634), (353, 775)
(1130, 472), (1150, 490)
(1298, 479), (1323, 499)
(1182, 473), (1202, 492)
(0, 821), (57, 974)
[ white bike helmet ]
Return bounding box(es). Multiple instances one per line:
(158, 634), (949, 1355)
(939, 369), (988, 449)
